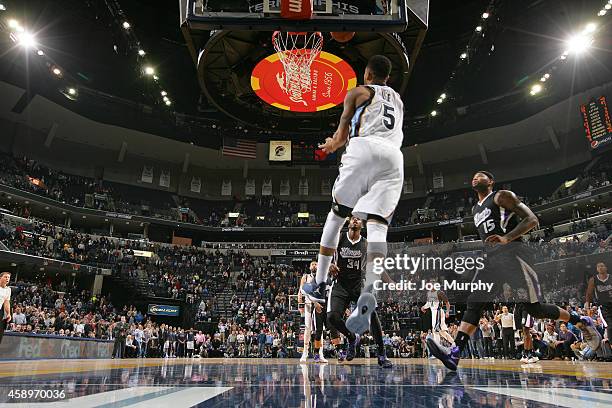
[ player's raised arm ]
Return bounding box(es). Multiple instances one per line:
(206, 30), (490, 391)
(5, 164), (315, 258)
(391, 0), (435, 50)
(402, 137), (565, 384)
(319, 86), (371, 153)
(488, 190), (539, 243)
(584, 276), (595, 311)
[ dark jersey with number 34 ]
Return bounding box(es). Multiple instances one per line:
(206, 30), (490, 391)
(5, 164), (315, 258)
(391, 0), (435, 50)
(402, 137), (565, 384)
(334, 233), (368, 287)
(472, 191), (519, 242)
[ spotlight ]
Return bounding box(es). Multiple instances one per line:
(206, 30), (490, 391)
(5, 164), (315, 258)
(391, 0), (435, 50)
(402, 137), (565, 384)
(440, 93), (447, 99)
(606, 4), (611, 10)
(144, 66), (155, 75)
(161, 91), (167, 96)
(598, 9), (607, 16)
(482, 12), (490, 19)
(430, 110), (438, 117)
(138, 49), (146, 56)
(163, 96), (169, 102)
(153, 75), (159, 81)
(52, 67), (62, 76)
(165, 100), (172, 106)
(17, 31), (36, 49)
(0, 4), (6, 11)
(436, 98), (443, 104)
(7, 19), (18, 29)
(560, 54), (567, 60)
(584, 23), (597, 33)
(530, 84), (543, 96)
(566, 33), (593, 55)
(68, 88), (77, 95)
(544, 73), (550, 79)
(540, 76), (547, 82)
(460, 52), (467, 59)
(122, 21), (131, 29)
(475, 26), (482, 32)
(36, 49), (44, 56)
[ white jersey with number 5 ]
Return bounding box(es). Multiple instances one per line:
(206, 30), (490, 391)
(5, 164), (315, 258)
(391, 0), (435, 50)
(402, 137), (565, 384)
(350, 85), (404, 149)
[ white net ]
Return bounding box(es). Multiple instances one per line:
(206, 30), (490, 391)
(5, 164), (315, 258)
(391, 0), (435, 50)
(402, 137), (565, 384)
(272, 31), (323, 107)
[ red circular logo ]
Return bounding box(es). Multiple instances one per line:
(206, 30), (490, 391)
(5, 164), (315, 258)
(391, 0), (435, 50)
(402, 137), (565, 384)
(251, 51), (357, 112)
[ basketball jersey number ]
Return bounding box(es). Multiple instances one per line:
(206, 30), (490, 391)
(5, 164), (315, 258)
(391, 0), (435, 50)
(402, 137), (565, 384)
(483, 219), (495, 233)
(347, 258), (360, 270)
(382, 104), (395, 130)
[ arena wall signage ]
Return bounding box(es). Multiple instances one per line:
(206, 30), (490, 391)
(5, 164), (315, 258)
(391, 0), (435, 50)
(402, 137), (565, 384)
(148, 304), (181, 317)
(0, 333), (113, 360)
(251, 51), (356, 112)
(580, 96), (612, 150)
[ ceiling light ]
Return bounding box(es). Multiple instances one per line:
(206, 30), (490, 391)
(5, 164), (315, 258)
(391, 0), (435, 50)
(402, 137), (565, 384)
(161, 91), (167, 96)
(68, 88), (77, 95)
(560, 54), (567, 60)
(153, 75), (159, 81)
(584, 23), (597, 33)
(606, 4), (611, 10)
(530, 84), (543, 96)
(475, 26), (482, 32)
(544, 73), (550, 79)
(36, 49), (44, 56)
(566, 33), (593, 55)
(430, 110), (437, 117)
(436, 98), (443, 104)
(440, 93), (447, 99)
(165, 100), (172, 106)
(138, 49), (146, 56)
(460, 52), (467, 59)
(17, 31), (36, 49)
(122, 21), (131, 29)
(0, 4), (6, 11)
(598, 9), (607, 16)
(52, 67), (61, 76)
(163, 96), (169, 102)
(540, 76), (547, 82)
(7, 19), (19, 29)
(482, 12), (490, 19)
(144, 66), (155, 75)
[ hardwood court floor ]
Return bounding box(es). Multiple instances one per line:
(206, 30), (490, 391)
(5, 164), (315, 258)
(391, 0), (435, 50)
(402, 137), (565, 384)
(0, 358), (611, 407)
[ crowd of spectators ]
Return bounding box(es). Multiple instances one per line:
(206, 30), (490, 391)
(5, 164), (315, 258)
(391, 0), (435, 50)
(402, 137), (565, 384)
(2, 152), (609, 229)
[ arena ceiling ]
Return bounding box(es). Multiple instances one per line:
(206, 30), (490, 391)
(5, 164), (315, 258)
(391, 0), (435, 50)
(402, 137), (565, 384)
(0, 0), (610, 139)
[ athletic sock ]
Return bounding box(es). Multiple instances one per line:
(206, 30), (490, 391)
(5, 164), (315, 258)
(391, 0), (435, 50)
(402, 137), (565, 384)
(455, 331), (470, 352)
(316, 254), (333, 285)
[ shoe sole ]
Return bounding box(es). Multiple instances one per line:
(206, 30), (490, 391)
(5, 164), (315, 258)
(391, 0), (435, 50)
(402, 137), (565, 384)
(346, 293), (376, 335)
(301, 288), (326, 304)
(426, 337), (458, 371)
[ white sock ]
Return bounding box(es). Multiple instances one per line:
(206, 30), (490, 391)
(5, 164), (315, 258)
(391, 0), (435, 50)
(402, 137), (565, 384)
(316, 211), (346, 284)
(316, 254), (333, 285)
(363, 221), (388, 293)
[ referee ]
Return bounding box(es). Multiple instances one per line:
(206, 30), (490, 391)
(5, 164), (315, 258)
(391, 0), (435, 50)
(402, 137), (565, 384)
(0, 271), (12, 345)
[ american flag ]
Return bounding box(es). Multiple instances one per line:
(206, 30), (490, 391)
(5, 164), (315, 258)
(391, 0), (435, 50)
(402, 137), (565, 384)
(222, 137), (257, 159)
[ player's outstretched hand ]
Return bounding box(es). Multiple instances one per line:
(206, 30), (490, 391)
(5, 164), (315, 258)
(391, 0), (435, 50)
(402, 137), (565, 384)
(485, 235), (509, 245)
(318, 137), (336, 154)
(329, 264), (340, 279)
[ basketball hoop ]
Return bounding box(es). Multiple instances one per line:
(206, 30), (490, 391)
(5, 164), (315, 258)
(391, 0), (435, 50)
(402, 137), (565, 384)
(272, 31), (323, 107)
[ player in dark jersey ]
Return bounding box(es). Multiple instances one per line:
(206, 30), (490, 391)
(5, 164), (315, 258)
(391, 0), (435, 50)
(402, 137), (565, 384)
(585, 262), (612, 344)
(427, 170), (601, 370)
(326, 216), (392, 368)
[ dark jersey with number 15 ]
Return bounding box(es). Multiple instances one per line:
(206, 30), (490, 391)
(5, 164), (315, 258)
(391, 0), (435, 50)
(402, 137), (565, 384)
(472, 191), (518, 242)
(334, 232), (367, 287)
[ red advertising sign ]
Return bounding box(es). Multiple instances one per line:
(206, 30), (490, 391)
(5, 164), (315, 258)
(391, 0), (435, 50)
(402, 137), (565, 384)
(251, 51), (357, 112)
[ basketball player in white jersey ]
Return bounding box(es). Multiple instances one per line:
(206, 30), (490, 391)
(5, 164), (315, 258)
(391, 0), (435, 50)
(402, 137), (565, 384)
(302, 55), (404, 336)
(421, 285), (455, 348)
(298, 261), (327, 363)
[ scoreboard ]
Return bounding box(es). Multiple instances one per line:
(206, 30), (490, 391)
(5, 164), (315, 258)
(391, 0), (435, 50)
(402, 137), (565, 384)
(580, 96), (612, 150)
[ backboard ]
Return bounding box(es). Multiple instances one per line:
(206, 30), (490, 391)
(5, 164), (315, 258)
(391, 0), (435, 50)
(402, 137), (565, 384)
(179, 0), (425, 32)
